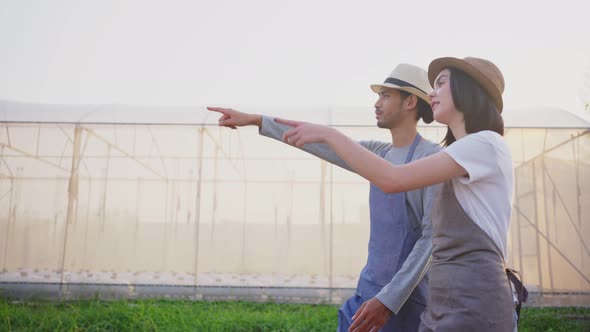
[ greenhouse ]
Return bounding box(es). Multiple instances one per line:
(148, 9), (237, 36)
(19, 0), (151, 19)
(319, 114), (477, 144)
(0, 100), (588, 306)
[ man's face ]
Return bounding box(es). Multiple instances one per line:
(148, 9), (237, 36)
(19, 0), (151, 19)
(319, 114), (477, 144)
(374, 87), (405, 129)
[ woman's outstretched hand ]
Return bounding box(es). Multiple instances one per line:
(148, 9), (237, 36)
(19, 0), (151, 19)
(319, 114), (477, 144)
(206, 107), (262, 129)
(275, 118), (336, 148)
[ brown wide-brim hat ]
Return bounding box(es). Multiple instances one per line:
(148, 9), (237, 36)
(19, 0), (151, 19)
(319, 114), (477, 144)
(371, 63), (434, 123)
(428, 57), (505, 112)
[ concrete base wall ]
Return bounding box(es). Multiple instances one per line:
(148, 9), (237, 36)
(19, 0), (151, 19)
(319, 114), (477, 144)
(1, 282), (589, 307)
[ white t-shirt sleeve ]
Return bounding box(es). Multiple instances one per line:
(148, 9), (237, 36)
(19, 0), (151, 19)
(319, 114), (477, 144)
(444, 131), (499, 184)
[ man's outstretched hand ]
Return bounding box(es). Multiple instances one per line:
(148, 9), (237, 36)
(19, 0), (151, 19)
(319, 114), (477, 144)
(207, 107), (262, 129)
(349, 297), (393, 332)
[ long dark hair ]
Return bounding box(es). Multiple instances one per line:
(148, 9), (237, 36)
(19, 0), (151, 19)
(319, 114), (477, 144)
(442, 68), (504, 146)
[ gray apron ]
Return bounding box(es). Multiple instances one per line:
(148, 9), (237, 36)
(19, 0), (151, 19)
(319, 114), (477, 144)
(338, 134), (427, 332)
(419, 180), (516, 331)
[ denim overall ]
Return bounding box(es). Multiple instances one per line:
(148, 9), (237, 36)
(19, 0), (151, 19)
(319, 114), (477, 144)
(338, 134), (428, 332)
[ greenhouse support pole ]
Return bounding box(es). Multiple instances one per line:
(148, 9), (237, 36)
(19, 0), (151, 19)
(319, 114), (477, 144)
(541, 129), (554, 290)
(193, 127), (205, 288)
(2, 178), (14, 272)
(573, 135), (584, 273)
(60, 125), (82, 292)
(329, 163), (334, 303)
(532, 159), (543, 289)
(319, 160), (327, 276)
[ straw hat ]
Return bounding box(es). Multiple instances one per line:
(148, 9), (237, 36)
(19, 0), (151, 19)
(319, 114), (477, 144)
(370, 64), (434, 123)
(428, 57), (505, 112)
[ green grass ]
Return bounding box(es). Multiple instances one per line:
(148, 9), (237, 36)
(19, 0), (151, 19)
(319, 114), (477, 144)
(0, 298), (335, 331)
(0, 298), (588, 331)
(519, 307), (590, 332)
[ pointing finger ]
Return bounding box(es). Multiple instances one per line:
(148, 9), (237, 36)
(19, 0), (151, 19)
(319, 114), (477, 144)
(207, 107), (230, 115)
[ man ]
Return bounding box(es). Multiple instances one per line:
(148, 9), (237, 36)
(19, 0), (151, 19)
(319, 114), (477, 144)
(208, 63), (441, 332)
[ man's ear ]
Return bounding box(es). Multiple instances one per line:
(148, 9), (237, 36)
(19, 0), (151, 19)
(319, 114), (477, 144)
(405, 94), (418, 110)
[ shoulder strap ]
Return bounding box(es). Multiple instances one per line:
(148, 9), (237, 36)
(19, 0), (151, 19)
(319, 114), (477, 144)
(404, 133), (422, 163)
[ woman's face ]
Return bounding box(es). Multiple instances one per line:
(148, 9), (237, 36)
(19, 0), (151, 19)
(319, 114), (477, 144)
(429, 68), (457, 125)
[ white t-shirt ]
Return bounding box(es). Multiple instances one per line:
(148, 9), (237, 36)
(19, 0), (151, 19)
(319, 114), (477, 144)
(443, 130), (514, 259)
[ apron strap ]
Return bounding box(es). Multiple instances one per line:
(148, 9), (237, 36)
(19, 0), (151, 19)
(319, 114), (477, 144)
(505, 267), (529, 324)
(405, 133), (422, 163)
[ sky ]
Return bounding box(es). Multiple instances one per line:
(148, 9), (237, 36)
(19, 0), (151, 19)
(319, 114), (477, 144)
(0, 0), (589, 122)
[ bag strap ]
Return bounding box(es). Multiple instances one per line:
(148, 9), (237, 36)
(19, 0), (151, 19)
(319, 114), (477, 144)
(505, 267), (529, 322)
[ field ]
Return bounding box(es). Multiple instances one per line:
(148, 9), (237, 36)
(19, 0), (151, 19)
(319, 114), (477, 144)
(1, 298), (589, 331)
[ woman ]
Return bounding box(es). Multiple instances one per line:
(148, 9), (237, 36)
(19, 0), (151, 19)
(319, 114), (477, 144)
(276, 57), (516, 331)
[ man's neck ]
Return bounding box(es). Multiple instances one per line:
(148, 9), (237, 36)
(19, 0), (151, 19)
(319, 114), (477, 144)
(389, 126), (418, 148)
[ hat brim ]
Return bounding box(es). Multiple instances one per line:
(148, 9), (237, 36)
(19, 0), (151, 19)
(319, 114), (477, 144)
(428, 57), (503, 112)
(370, 83), (434, 124)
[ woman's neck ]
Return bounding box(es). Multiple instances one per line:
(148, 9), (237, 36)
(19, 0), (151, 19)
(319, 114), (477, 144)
(449, 119), (468, 141)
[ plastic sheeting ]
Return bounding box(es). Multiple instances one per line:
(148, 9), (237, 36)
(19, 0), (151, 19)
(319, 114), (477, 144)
(0, 103), (588, 304)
